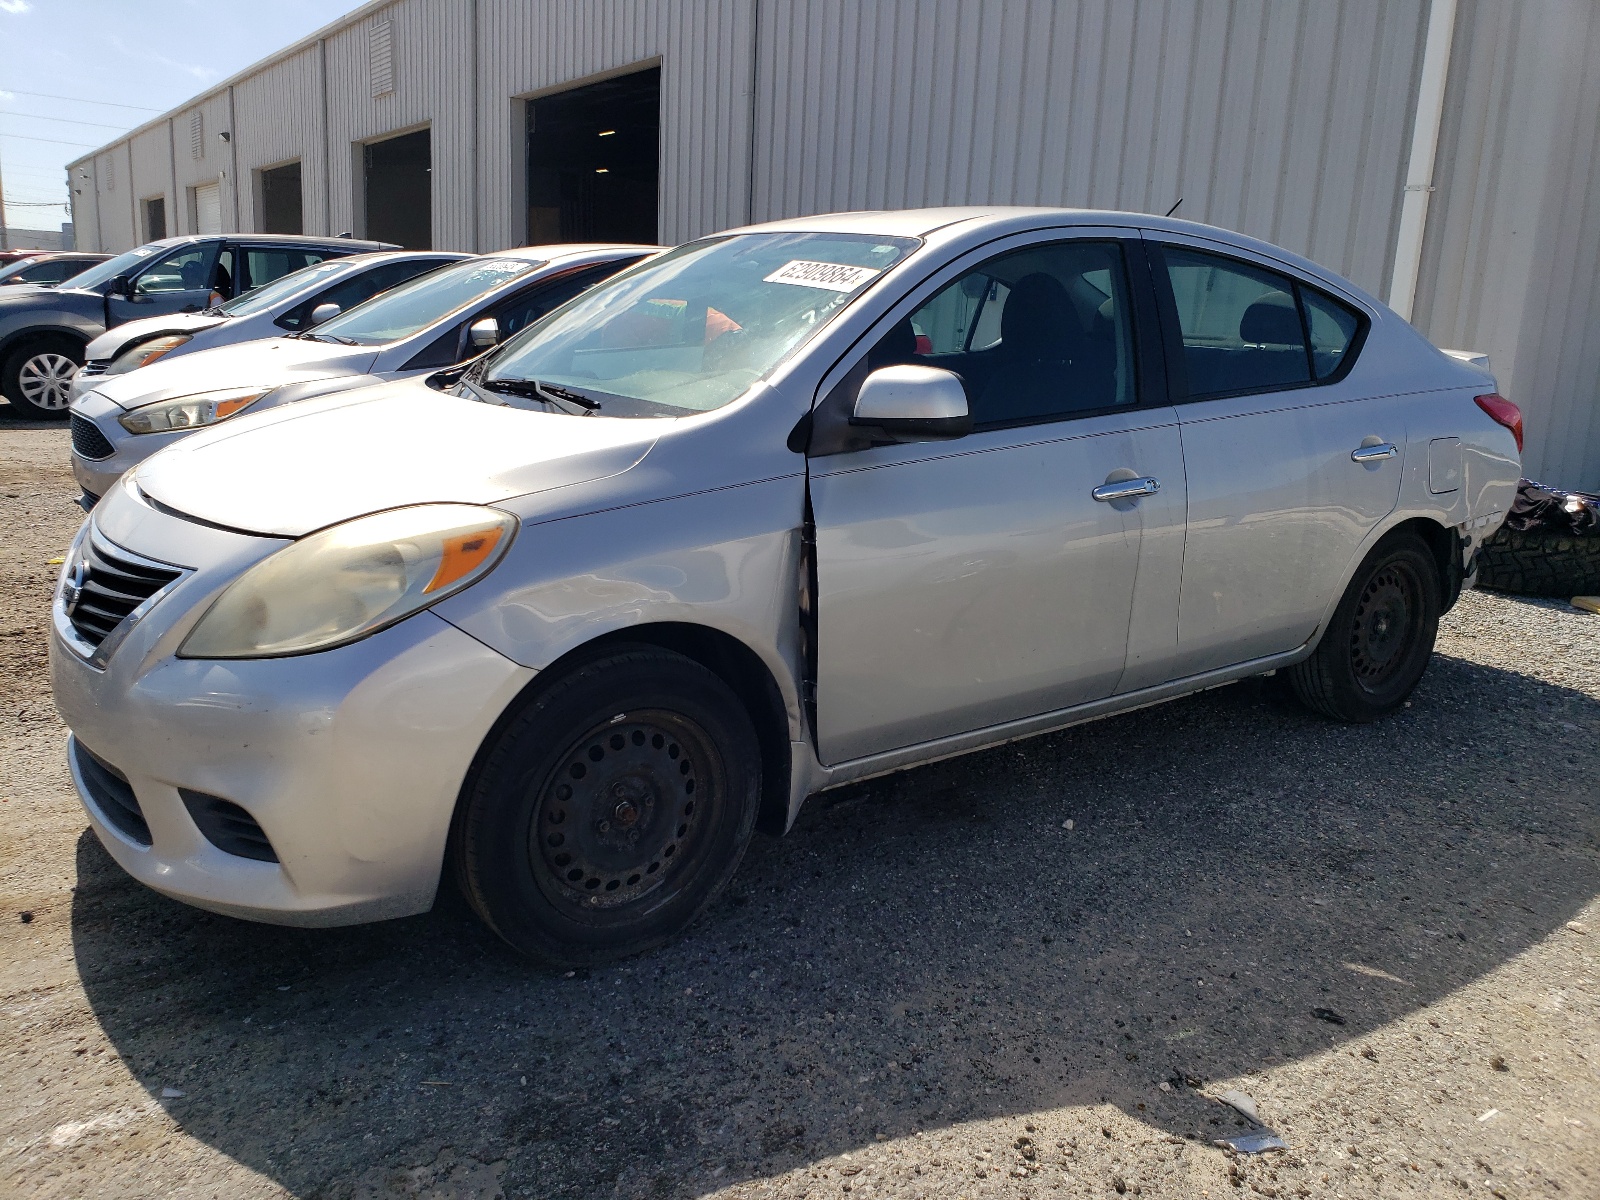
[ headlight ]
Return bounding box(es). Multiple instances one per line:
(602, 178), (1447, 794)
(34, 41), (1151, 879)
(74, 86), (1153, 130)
(117, 387), (270, 435)
(107, 333), (191, 374)
(179, 504), (516, 659)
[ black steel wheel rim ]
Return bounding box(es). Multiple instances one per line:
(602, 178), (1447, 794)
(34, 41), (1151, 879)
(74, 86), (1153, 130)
(1349, 560), (1421, 691)
(528, 709), (720, 915)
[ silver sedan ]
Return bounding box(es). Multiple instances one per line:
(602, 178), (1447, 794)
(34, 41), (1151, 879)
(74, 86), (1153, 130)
(50, 208), (1521, 966)
(67, 244), (656, 503)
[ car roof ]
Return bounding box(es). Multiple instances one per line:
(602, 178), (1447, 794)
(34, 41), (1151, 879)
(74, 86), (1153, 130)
(18, 251), (109, 261)
(484, 243), (666, 263)
(136, 233), (397, 252)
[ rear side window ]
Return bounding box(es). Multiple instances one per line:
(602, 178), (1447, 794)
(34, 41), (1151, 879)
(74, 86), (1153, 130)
(1302, 287), (1361, 380)
(241, 247), (331, 292)
(1161, 247), (1310, 398)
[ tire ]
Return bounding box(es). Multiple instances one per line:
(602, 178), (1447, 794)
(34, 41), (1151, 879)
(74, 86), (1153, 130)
(1288, 533), (1441, 723)
(1475, 528), (1600, 598)
(2, 336), (84, 419)
(452, 646), (761, 967)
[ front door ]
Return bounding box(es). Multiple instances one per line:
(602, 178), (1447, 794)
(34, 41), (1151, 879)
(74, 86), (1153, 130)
(809, 237), (1185, 764)
(107, 242), (219, 324)
(1149, 237), (1402, 678)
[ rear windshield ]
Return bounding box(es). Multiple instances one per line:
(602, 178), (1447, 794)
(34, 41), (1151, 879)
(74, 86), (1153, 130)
(472, 232), (918, 418)
(58, 244), (163, 292)
(310, 257), (536, 345)
(222, 258), (354, 316)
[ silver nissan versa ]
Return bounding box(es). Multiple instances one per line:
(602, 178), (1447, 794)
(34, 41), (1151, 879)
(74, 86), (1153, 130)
(50, 208), (1521, 967)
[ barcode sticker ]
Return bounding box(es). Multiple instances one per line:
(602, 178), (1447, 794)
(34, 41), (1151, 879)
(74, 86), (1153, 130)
(763, 260), (882, 292)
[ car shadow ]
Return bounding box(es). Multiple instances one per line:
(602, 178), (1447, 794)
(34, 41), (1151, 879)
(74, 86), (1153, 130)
(70, 652), (1600, 1198)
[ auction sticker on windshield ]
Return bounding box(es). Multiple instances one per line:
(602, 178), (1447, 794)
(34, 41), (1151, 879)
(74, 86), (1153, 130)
(763, 260), (882, 291)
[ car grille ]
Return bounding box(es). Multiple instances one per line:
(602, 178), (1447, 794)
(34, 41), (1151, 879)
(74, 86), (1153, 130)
(80, 359), (110, 376)
(70, 413), (115, 460)
(181, 791), (279, 862)
(66, 532), (182, 651)
(73, 741), (151, 846)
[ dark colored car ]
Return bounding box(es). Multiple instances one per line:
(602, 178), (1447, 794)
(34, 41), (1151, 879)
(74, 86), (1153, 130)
(0, 233), (394, 418)
(0, 252), (112, 288)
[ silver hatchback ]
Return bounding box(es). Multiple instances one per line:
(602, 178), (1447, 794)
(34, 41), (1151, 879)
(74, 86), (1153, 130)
(50, 208), (1521, 966)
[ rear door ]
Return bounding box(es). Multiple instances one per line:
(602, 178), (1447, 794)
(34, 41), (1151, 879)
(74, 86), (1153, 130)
(1147, 234), (1398, 678)
(809, 232), (1186, 764)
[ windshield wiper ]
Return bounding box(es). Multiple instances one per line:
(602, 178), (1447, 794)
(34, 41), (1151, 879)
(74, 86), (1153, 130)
(294, 330), (357, 344)
(479, 377), (602, 412)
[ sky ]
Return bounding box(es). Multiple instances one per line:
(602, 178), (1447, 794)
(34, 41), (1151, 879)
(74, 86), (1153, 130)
(0, 0), (370, 234)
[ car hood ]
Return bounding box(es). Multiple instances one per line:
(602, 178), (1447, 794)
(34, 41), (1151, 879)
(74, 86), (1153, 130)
(86, 311), (229, 360)
(88, 336), (380, 411)
(0, 284), (100, 315)
(132, 380), (661, 537)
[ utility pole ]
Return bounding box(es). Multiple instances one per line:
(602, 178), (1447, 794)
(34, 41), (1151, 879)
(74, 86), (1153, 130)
(0, 144), (10, 250)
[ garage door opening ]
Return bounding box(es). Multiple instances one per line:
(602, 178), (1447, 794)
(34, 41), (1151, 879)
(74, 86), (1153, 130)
(260, 162), (303, 234)
(527, 66), (659, 245)
(191, 182), (221, 235)
(364, 128), (431, 249)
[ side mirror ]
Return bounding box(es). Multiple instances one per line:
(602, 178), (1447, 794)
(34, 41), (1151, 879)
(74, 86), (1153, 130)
(468, 316), (500, 349)
(849, 364), (972, 441)
(308, 302), (341, 326)
(107, 273), (134, 298)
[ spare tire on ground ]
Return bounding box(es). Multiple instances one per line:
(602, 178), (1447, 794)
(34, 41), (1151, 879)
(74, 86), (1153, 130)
(1475, 479), (1600, 597)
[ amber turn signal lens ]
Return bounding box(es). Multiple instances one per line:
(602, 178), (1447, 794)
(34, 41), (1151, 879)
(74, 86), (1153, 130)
(425, 527), (506, 594)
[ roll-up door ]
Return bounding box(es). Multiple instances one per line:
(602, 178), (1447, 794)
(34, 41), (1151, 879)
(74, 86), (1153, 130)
(193, 183), (221, 235)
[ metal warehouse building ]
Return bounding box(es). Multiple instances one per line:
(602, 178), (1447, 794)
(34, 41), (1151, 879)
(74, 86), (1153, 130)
(68, 0), (1600, 489)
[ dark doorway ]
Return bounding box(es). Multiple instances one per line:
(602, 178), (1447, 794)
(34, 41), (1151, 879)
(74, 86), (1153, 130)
(260, 162), (303, 234)
(527, 66), (660, 245)
(364, 129), (432, 249)
(144, 197), (166, 242)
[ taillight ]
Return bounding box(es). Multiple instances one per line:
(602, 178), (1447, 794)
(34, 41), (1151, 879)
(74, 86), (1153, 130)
(1474, 393), (1523, 452)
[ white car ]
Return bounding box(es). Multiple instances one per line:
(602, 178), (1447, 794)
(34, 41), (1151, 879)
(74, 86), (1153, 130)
(68, 244), (657, 504)
(50, 208), (1520, 966)
(69, 250), (469, 403)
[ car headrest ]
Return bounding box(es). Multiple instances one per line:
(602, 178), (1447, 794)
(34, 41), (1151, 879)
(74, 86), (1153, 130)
(1001, 273), (1077, 358)
(1239, 291), (1301, 346)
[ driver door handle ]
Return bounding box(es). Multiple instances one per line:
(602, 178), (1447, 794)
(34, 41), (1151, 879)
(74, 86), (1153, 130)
(1092, 476), (1161, 502)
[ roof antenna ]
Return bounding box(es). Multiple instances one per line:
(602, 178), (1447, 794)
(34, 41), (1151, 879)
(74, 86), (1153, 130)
(1164, 197), (1184, 218)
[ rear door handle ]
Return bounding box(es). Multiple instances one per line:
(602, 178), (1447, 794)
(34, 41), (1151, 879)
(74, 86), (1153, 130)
(1351, 442), (1398, 463)
(1092, 476), (1161, 502)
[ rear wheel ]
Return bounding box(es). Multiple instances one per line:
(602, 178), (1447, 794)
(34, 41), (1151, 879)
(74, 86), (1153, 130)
(2, 336), (84, 419)
(452, 646), (761, 967)
(1288, 533), (1441, 723)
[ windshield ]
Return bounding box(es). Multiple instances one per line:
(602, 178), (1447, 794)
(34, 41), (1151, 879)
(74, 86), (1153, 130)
(221, 258), (353, 317)
(310, 257), (534, 345)
(474, 232), (918, 417)
(58, 243), (164, 292)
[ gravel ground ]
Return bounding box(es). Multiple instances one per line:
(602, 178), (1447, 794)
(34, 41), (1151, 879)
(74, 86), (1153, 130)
(2, 406), (1597, 1200)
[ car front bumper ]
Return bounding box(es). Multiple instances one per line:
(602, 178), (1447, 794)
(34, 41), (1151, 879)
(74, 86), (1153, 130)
(49, 489), (536, 926)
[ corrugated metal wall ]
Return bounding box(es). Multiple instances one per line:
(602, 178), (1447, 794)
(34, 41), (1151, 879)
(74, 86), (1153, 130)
(750, 0), (1428, 298)
(1414, 0), (1600, 489)
(62, 0), (1599, 487)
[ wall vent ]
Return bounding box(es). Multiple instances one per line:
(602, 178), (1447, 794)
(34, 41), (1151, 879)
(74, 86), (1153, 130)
(369, 19), (395, 98)
(189, 112), (203, 159)
(101, 155), (114, 192)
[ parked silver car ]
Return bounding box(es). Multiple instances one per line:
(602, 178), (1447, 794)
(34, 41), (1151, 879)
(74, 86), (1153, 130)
(69, 250), (469, 403)
(67, 244), (657, 503)
(50, 209), (1521, 966)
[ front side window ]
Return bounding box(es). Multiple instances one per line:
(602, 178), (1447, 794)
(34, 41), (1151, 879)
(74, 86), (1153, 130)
(311, 257), (539, 346)
(276, 258), (449, 331)
(1162, 247), (1311, 398)
(223, 258), (351, 318)
(475, 233), (918, 417)
(867, 239), (1137, 426)
(134, 245), (214, 295)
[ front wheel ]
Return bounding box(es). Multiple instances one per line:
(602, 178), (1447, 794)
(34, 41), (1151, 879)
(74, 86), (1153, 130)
(1288, 533), (1441, 723)
(2, 337), (84, 419)
(452, 646), (761, 967)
